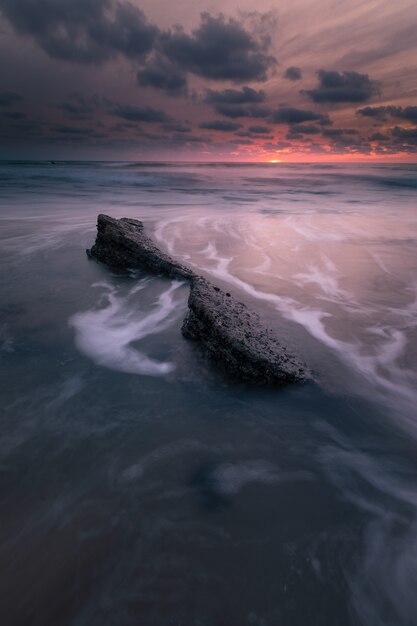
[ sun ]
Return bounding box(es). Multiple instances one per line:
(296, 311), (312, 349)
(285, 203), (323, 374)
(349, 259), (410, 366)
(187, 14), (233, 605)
(269, 159), (281, 163)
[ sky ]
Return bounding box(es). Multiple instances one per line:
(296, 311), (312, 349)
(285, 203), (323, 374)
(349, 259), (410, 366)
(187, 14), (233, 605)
(0, 0), (417, 161)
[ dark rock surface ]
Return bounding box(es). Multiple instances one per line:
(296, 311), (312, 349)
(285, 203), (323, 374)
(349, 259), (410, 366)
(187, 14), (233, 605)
(87, 214), (310, 385)
(87, 214), (196, 281)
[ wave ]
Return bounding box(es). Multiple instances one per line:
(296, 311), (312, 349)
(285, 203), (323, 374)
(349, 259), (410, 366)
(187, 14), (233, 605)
(206, 461), (313, 496)
(69, 278), (184, 376)
(155, 215), (417, 425)
(318, 421), (417, 626)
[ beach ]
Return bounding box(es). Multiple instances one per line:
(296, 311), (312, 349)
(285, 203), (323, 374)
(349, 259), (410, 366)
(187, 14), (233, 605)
(1, 160), (417, 625)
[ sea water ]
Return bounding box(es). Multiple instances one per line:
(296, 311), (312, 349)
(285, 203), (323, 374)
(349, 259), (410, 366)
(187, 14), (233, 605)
(1, 161), (417, 625)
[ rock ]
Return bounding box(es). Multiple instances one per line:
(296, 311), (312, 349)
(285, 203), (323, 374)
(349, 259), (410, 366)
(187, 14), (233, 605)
(87, 214), (310, 385)
(87, 214), (196, 281)
(182, 277), (308, 384)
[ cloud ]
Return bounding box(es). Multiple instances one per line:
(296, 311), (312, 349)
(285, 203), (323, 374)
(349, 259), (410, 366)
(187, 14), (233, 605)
(199, 120), (242, 131)
(305, 70), (379, 103)
(161, 123), (191, 133)
(57, 93), (99, 119)
(286, 131), (303, 140)
(0, 118), (43, 140)
(391, 106), (417, 123)
(235, 129), (273, 139)
(248, 125), (271, 133)
(159, 12), (276, 82)
(211, 103), (270, 118)
(369, 132), (388, 140)
(0, 3), (276, 95)
(284, 66), (302, 81)
(356, 106), (388, 118)
(0, 0), (158, 63)
(171, 133), (210, 144)
(110, 104), (170, 123)
(205, 86), (265, 105)
(392, 126), (417, 144)
(271, 107), (330, 124)
(50, 124), (94, 135)
(357, 105), (417, 123)
(290, 124), (320, 134)
(0, 91), (22, 106)
(205, 87), (269, 119)
(137, 55), (187, 96)
(230, 137), (254, 145)
(322, 128), (358, 136)
(1, 111), (26, 119)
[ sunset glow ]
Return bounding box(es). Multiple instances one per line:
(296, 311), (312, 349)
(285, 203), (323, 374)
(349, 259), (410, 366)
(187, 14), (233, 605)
(0, 1), (416, 160)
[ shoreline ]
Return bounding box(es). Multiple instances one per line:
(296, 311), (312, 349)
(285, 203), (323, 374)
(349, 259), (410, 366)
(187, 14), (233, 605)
(87, 214), (310, 386)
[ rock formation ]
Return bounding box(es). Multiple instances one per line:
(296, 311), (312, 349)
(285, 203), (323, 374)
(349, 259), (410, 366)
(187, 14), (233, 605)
(87, 214), (310, 385)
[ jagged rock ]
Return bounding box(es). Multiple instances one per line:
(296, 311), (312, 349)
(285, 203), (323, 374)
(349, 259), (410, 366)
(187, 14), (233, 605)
(87, 214), (310, 385)
(87, 214), (195, 281)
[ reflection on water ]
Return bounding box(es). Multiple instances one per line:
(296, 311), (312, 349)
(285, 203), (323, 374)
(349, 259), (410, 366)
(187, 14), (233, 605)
(1, 161), (417, 626)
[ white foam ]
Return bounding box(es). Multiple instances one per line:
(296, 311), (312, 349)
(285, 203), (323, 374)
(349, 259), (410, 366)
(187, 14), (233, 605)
(319, 425), (417, 626)
(210, 461), (312, 495)
(69, 279), (183, 376)
(159, 218), (417, 419)
(154, 216), (190, 256)
(284, 215), (346, 241)
(293, 264), (350, 299)
(122, 439), (212, 481)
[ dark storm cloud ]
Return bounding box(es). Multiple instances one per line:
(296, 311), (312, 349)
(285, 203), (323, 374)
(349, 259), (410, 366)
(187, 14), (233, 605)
(322, 128), (358, 136)
(271, 107), (330, 125)
(1, 111), (25, 119)
(0, 0), (158, 63)
(205, 87), (269, 119)
(212, 103), (270, 118)
(357, 106), (388, 118)
(392, 126), (417, 144)
(0, 2), (277, 103)
(357, 105), (417, 124)
(110, 104), (170, 123)
(369, 132), (388, 140)
(248, 125), (271, 133)
(286, 131), (302, 140)
(160, 123), (191, 133)
(209, 104), (245, 118)
(284, 66), (302, 81)
(199, 120), (242, 131)
(305, 70), (379, 103)
(291, 124), (320, 134)
(159, 13), (276, 82)
(0, 91), (22, 106)
(235, 129), (273, 139)
(205, 86), (265, 105)
(50, 124), (94, 135)
(395, 107), (417, 122)
(57, 93), (99, 119)
(108, 122), (138, 133)
(0, 118), (43, 140)
(245, 105), (271, 118)
(137, 55), (187, 96)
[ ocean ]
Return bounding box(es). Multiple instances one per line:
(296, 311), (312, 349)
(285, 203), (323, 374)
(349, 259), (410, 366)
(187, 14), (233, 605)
(1, 160), (417, 625)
